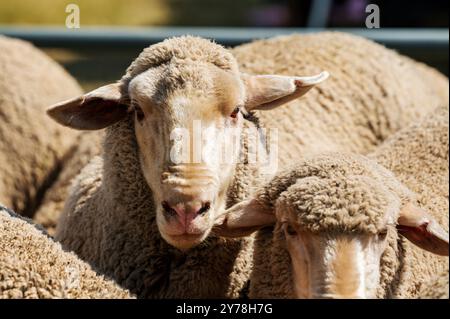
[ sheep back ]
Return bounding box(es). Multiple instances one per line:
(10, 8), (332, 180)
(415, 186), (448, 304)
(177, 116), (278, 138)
(0, 36), (81, 216)
(232, 32), (449, 169)
(0, 205), (132, 299)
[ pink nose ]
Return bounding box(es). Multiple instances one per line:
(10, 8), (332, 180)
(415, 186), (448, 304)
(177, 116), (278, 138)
(162, 201), (211, 228)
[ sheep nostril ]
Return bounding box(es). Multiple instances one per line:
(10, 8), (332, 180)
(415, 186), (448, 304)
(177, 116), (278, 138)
(197, 202), (211, 216)
(161, 201), (177, 217)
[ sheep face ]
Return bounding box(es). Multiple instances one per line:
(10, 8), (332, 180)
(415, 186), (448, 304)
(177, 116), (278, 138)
(129, 62), (246, 249)
(281, 223), (389, 298)
(46, 37), (328, 249)
(274, 173), (397, 298)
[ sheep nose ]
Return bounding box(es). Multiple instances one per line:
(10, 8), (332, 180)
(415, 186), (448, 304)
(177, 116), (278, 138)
(161, 200), (211, 227)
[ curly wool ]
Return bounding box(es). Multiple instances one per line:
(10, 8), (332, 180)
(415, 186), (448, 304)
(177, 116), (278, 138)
(369, 105), (449, 298)
(418, 268), (449, 299)
(0, 36), (81, 216)
(231, 32), (448, 298)
(273, 154), (412, 235)
(0, 205), (132, 299)
(124, 36), (238, 80)
(33, 132), (103, 236)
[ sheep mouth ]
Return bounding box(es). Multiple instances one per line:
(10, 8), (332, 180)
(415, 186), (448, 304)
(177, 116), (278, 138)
(162, 224), (210, 236)
(166, 231), (206, 238)
(157, 211), (213, 248)
(163, 232), (209, 250)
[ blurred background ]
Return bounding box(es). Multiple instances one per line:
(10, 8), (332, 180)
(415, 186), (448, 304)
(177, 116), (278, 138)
(0, 0), (448, 90)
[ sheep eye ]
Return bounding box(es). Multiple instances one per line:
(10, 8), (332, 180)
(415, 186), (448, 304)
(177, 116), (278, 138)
(134, 104), (145, 122)
(285, 224), (297, 236)
(378, 229), (388, 240)
(230, 106), (240, 119)
(197, 202), (211, 215)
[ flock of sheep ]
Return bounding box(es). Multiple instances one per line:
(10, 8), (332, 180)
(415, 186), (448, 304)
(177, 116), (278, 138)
(0, 31), (448, 299)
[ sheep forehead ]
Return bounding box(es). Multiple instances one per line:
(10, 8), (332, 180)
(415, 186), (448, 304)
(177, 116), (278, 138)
(124, 36), (239, 80)
(129, 62), (244, 120)
(262, 153), (386, 202)
(123, 36), (242, 122)
(276, 162), (402, 234)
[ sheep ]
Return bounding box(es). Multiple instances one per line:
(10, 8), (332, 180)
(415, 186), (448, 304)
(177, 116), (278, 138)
(0, 35), (81, 217)
(0, 204), (133, 299)
(215, 105), (449, 298)
(418, 268), (449, 299)
(47, 35), (326, 298)
(46, 33), (447, 298)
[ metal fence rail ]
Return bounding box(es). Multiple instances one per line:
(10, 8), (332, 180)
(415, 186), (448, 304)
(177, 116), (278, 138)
(1, 26), (448, 87)
(0, 26), (448, 48)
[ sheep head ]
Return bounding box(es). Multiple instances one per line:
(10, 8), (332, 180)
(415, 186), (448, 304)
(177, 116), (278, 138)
(214, 153), (449, 298)
(46, 36), (327, 250)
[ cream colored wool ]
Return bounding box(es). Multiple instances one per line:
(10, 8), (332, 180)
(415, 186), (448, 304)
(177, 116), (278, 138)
(55, 34), (448, 298)
(232, 32), (448, 169)
(369, 105), (449, 297)
(0, 205), (133, 299)
(0, 36), (81, 216)
(418, 268), (449, 299)
(33, 132), (103, 236)
(248, 105), (449, 298)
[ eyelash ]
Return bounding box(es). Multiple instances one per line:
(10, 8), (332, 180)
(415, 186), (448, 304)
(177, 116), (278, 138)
(378, 229), (389, 239)
(132, 102), (145, 121)
(285, 224), (298, 236)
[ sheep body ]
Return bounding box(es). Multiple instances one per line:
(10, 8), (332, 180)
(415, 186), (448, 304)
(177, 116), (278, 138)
(0, 36), (81, 216)
(232, 32), (448, 168)
(0, 205), (132, 299)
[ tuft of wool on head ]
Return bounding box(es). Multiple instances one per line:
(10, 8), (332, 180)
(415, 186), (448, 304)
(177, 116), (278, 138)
(124, 36), (239, 80)
(255, 152), (414, 234)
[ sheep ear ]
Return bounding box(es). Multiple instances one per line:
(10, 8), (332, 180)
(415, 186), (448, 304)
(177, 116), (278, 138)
(397, 203), (449, 256)
(46, 83), (128, 130)
(242, 71), (329, 111)
(213, 199), (276, 238)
